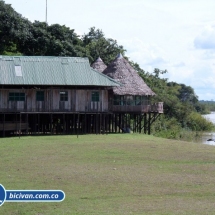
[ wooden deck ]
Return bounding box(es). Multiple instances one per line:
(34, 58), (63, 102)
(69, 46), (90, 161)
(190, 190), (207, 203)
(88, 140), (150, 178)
(0, 122), (28, 131)
(110, 102), (163, 113)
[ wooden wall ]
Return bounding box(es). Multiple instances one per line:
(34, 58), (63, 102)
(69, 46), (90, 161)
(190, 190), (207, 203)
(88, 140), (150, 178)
(0, 89), (109, 112)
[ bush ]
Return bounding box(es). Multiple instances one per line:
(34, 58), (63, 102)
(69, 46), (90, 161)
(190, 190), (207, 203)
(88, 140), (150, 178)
(186, 112), (214, 131)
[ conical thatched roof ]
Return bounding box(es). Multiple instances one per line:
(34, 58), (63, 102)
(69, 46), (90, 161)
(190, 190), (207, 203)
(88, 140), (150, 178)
(103, 54), (155, 96)
(91, 57), (107, 73)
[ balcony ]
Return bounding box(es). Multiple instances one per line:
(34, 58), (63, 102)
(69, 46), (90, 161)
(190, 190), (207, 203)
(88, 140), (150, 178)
(110, 101), (163, 113)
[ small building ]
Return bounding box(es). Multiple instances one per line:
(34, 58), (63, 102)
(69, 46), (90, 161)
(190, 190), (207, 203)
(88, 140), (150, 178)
(103, 53), (163, 134)
(0, 56), (120, 136)
(0, 55), (163, 137)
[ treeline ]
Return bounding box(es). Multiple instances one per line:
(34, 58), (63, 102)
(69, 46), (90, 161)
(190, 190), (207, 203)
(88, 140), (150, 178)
(138, 69), (214, 140)
(0, 1), (125, 63)
(0, 1), (214, 140)
(199, 101), (215, 112)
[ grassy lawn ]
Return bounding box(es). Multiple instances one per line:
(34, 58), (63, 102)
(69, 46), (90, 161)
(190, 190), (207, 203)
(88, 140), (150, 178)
(1, 134), (215, 214)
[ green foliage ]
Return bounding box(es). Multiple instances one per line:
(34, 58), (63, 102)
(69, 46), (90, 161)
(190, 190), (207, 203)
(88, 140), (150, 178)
(138, 69), (215, 139)
(2, 43), (22, 56)
(82, 27), (126, 64)
(0, 0), (31, 54)
(198, 100), (215, 113)
(152, 115), (206, 141)
(186, 112), (214, 131)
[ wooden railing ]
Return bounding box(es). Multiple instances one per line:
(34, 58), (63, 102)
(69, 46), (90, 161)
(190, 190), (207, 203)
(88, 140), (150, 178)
(0, 101), (105, 113)
(0, 102), (163, 113)
(110, 102), (163, 113)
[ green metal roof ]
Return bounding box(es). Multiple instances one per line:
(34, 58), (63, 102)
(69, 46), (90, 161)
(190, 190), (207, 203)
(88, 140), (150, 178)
(0, 56), (121, 87)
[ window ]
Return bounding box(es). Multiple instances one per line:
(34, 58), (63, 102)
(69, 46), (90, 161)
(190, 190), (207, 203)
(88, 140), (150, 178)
(36, 91), (44, 101)
(9, 92), (25, 101)
(141, 96), (148, 105)
(135, 96), (141, 105)
(126, 95), (134, 105)
(15, 65), (22, 76)
(60, 91), (68, 101)
(113, 95), (126, 105)
(91, 91), (99, 102)
(113, 95), (120, 105)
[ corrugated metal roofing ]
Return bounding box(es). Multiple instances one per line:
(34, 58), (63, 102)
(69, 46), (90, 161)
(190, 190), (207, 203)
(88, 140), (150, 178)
(0, 56), (121, 87)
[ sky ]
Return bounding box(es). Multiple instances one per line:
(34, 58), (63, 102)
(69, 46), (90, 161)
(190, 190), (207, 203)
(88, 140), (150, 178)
(3, 0), (215, 100)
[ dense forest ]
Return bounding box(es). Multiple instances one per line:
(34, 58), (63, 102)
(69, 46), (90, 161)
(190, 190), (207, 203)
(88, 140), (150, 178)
(0, 0), (214, 140)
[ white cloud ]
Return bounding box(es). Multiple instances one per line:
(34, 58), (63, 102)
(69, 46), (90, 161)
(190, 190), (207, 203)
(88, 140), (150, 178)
(194, 25), (215, 49)
(173, 62), (186, 67)
(119, 37), (169, 72)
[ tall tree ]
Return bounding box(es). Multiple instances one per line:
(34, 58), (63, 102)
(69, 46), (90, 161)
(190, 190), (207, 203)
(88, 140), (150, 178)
(82, 27), (126, 64)
(0, 0), (31, 54)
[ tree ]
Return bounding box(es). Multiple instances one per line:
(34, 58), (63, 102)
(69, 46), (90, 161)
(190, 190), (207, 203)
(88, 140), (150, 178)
(0, 0), (31, 54)
(82, 27), (126, 64)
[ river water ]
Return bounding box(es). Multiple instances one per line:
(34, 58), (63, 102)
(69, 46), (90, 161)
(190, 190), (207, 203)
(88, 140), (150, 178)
(202, 112), (215, 146)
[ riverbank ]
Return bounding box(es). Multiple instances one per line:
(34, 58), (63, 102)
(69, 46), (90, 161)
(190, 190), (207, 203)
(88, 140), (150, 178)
(1, 134), (215, 214)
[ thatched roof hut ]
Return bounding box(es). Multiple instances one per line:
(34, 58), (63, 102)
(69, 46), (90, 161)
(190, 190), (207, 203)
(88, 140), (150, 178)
(91, 57), (107, 73)
(103, 54), (155, 96)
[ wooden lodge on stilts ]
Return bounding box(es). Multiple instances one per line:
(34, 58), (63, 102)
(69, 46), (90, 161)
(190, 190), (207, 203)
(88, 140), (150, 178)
(95, 53), (163, 135)
(0, 55), (163, 137)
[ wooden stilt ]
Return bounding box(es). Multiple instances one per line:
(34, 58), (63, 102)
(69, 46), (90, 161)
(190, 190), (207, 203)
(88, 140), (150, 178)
(148, 113), (151, 135)
(38, 114), (40, 135)
(26, 114), (28, 135)
(19, 113), (21, 138)
(99, 113), (101, 134)
(3, 114), (5, 137)
(84, 113), (87, 134)
(144, 113), (147, 134)
(50, 114), (53, 135)
(139, 114), (142, 134)
(63, 113), (65, 134)
(77, 113), (79, 138)
(108, 114), (111, 133)
(113, 114), (116, 133)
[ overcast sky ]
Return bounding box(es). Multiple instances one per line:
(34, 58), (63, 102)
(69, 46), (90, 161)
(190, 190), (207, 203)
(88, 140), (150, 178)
(4, 0), (215, 100)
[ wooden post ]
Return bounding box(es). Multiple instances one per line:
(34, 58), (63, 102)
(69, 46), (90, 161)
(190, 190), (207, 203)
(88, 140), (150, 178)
(50, 114), (53, 135)
(88, 115), (90, 134)
(103, 114), (105, 135)
(148, 113), (151, 135)
(96, 114), (98, 135)
(84, 113), (87, 134)
(139, 114), (142, 134)
(111, 114), (114, 133)
(77, 113), (79, 138)
(19, 113), (21, 138)
(115, 114), (117, 133)
(3, 114), (5, 137)
(26, 113), (28, 135)
(38, 114), (40, 135)
(108, 114), (111, 133)
(16, 113), (18, 136)
(63, 113), (65, 134)
(133, 114), (136, 133)
(144, 113), (147, 134)
(98, 113), (101, 134)
(73, 113), (76, 135)
(125, 114), (127, 132)
(128, 114), (131, 133)
(79, 114), (82, 134)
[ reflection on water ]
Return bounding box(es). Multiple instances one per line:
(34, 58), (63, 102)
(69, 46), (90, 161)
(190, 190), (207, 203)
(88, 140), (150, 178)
(202, 112), (215, 146)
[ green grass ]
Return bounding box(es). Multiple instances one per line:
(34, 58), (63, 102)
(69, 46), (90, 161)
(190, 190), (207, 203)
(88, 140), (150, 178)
(1, 134), (215, 214)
